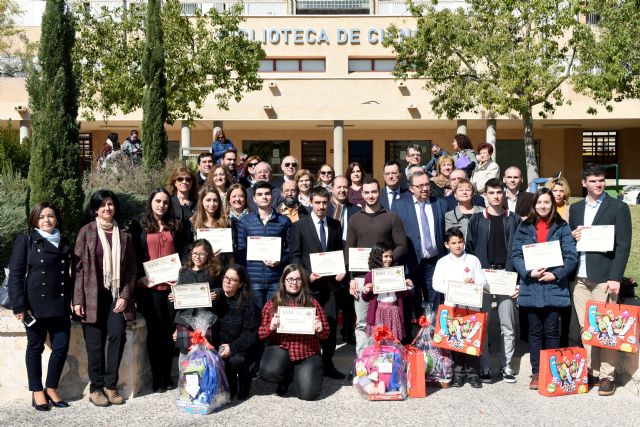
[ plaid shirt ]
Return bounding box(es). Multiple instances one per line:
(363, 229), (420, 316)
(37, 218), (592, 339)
(258, 298), (329, 362)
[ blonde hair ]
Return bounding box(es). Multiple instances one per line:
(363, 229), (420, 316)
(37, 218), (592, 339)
(545, 177), (571, 203)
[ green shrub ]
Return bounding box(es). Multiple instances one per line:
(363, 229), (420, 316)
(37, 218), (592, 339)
(0, 122), (31, 177)
(0, 167), (29, 280)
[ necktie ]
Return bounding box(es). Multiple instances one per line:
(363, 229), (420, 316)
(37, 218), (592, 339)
(319, 219), (327, 252)
(333, 203), (343, 226)
(419, 201), (435, 258)
(390, 190), (398, 208)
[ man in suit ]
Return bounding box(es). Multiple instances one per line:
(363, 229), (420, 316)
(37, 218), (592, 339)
(247, 162), (281, 211)
(271, 155), (299, 189)
(380, 160), (409, 211)
(399, 144), (425, 189)
(196, 152), (214, 186)
(290, 186), (345, 379)
(569, 164), (632, 396)
(503, 166), (533, 218)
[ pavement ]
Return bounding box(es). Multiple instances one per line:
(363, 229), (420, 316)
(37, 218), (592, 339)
(1, 337), (638, 427)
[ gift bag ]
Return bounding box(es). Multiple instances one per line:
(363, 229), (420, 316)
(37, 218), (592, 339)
(353, 325), (408, 401)
(404, 345), (426, 398)
(176, 313), (230, 414)
(538, 347), (588, 397)
(432, 305), (487, 356)
(412, 307), (453, 382)
(581, 300), (639, 353)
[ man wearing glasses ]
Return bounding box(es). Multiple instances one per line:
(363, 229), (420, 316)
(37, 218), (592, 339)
(400, 144), (425, 189)
(272, 156), (299, 189)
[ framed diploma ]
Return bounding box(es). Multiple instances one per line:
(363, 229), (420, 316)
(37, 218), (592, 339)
(576, 225), (615, 252)
(171, 283), (212, 309)
(143, 253), (181, 286)
(484, 270), (518, 296)
(277, 306), (316, 335)
(310, 251), (346, 277)
(446, 280), (483, 308)
(196, 228), (233, 253)
(522, 241), (564, 271)
(246, 236), (282, 261)
(348, 247), (371, 272)
(372, 266), (406, 294)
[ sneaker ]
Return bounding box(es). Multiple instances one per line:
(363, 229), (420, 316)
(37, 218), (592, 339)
(451, 375), (466, 388)
(103, 388), (125, 405)
(89, 389), (110, 407)
(468, 375), (483, 388)
(501, 367), (517, 384)
(529, 374), (539, 390)
(480, 368), (492, 384)
(597, 378), (616, 396)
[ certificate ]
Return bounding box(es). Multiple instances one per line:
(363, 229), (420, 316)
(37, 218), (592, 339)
(310, 251), (346, 277)
(446, 280), (483, 308)
(171, 283), (212, 309)
(277, 306), (316, 335)
(372, 266), (406, 294)
(196, 228), (233, 253)
(143, 253), (181, 286)
(349, 247), (371, 272)
(246, 236), (281, 261)
(576, 225), (615, 252)
(484, 270), (518, 296)
(522, 241), (564, 271)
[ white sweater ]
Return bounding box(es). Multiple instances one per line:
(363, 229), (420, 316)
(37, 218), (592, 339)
(432, 252), (487, 311)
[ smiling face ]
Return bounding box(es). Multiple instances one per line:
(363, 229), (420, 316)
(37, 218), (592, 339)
(255, 163), (271, 181)
(445, 236), (465, 257)
(297, 174), (312, 193)
(211, 167), (227, 189)
(381, 250), (393, 268)
(406, 148), (422, 166)
(96, 197), (116, 223)
(222, 152), (237, 171)
(454, 182), (473, 204)
(439, 159), (453, 177)
(284, 269), (303, 294)
(362, 182), (380, 207)
(202, 191), (220, 216)
(191, 244), (208, 269)
(582, 174), (606, 200)
(281, 156), (298, 178)
(38, 207), (57, 233)
(318, 166), (333, 185)
(229, 188), (246, 212)
(332, 176), (349, 203)
(198, 155), (213, 176)
(151, 192), (170, 219)
(535, 193), (553, 219)
(409, 173), (430, 202)
(174, 173), (193, 194)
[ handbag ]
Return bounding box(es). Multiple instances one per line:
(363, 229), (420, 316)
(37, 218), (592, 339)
(0, 268), (11, 309)
(454, 151), (472, 169)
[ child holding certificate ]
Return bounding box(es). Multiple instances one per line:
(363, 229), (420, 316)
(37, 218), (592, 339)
(362, 243), (413, 341)
(432, 228), (487, 388)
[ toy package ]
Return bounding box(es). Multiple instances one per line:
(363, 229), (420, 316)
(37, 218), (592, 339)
(176, 313), (230, 414)
(432, 305), (487, 356)
(353, 325), (408, 401)
(538, 347), (588, 397)
(581, 300), (639, 353)
(411, 306), (453, 383)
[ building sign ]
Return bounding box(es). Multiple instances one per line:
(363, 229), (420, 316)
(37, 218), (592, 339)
(239, 28), (415, 45)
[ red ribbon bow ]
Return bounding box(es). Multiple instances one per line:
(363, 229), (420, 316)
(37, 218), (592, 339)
(189, 330), (213, 350)
(373, 325), (396, 346)
(414, 315), (429, 328)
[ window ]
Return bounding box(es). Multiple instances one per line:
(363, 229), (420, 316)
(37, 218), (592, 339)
(259, 59), (326, 72)
(242, 140), (290, 177)
(385, 140), (431, 171)
(301, 141), (326, 174)
(349, 140), (373, 176)
(78, 133), (93, 171)
(582, 131), (617, 177)
(495, 139), (541, 188)
(348, 58), (397, 73)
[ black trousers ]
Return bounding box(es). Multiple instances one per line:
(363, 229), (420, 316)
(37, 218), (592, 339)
(82, 290), (126, 392)
(25, 315), (70, 391)
(260, 345), (324, 401)
(452, 352), (481, 378)
(524, 307), (561, 375)
(137, 287), (174, 386)
(223, 352), (250, 396)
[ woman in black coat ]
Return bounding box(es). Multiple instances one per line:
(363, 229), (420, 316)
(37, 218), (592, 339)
(8, 202), (72, 411)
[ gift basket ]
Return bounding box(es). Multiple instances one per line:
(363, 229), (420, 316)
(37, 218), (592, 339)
(353, 325), (407, 401)
(412, 306), (453, 383)
(176, 312), (230, 414)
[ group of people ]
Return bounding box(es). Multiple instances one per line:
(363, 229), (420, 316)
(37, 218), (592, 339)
(8, 131), (632, 412)
(98, 129), (143, 170)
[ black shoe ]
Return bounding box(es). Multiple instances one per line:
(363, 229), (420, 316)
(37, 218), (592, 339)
(32, 393), (51, 411)
(468, 375), (483, 388)
(237, 385), (251, 400)
(44, 389), (70, 408)
(164, 379), (176, 391)
(480, 368), (492, 384)
(451, 375), (466, 388)
(324, 366), (346, 380)
(275, 382), (289, 397)
(598, 378), (616, 396)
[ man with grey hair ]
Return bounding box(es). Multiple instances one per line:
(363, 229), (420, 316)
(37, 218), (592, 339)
(247, 162), (280, 210)
(272, 155), (299, 189)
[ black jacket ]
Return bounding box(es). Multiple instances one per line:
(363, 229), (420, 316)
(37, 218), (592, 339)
(465, 209), (522, 271)
(214, 293), (259, 355)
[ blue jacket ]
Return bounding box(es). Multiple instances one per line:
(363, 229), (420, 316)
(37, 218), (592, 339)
(235, 209), (292, 285)
(510, 220), (578, 308)
(211, 138), (236, 163)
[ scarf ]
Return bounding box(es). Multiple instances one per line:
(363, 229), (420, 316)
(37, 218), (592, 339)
(96, 218), (121, 300)
(35, 228), (61, 248)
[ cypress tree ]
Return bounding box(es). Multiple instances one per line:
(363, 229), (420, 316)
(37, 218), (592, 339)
(141, 0), (168, 170)
(27, 0), (83, 233)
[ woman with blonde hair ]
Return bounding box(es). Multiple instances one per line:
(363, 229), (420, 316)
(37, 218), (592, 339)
(429, 155), (455, 198)
(295, 169), (316, 208)
(545, 177), (571, 221)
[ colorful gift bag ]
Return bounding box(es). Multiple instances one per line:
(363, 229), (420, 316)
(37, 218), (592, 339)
(353, 325), (408, 401)
(538, 347), (588, 397)
(412, 311), (453, 382)
(432, 305), (487, 356)
(581, 300), (639, 353)
(404, 345), (426, 398)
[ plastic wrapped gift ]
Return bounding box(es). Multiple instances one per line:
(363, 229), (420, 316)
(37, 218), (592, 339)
(412, 306), (453, 382)
(176, 313), (230, 414)
(353, 325), (407, 401)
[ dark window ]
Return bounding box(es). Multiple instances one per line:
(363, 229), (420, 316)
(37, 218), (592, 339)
(301, 141), (326, 175)
(78, 133), (93, 171)
(385, 140), (431, 171)
(582, 131), (617, 178)
(242, 140), (290, 178)
(495, 139), (541, 188)
(348, 140), (373, 176)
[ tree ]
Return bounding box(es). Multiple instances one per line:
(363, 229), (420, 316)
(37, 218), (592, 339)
(27, 0), (83, 233)
(141, 0), (167, 169)
(0, 0), (37, 77)
(385, 0), (594, 182)
(72, 0), (265, 124)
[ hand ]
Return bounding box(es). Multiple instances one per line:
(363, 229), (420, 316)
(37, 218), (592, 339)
(15, 310), (31, 322)
(349, 279), (359, 299)
(74, 304), (85, 317)
(530, 268), (546, 279)
(263, 260), (279, 268)
(539, 272), (556, 283)
(405, 279), (413, 290)
(510, 287), (520, 299)
(168, 293), (175, 302)
(464, 277), (475, 284)
(309, 272), (321, 283)
(210, 291), (218, 301)
(172, 329), (178, 341)
(269, 313), (280, 331)
(113, 298), (126, 313)
(335, 273), (345, 282)
(219, 344), (231, 358)
(314, 316), (323, 333)
(362, 283), (373, 294)
(571, 226), (584, 242)
(605, 280), (620, 295)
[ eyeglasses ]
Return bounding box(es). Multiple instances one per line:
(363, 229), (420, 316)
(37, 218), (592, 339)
(320, 171), (333, 176)
(247, 162), (259, 168)
(217, 134), (226, 139)
(284, 162), (298, 168)
(191, 252), (207, 258)
(223, 276), (239, 284)
(407, 153), (421, 157)
(411, 183), (430, 189)
(285, 277), (303, 284)
(176, 177), (192, 183)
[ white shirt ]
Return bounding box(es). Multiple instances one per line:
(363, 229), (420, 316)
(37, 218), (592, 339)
(311, 212), (329, 250)
(506, 191), (518, 213)
(386, 186), (401, 208)
(432, 252), (487, 311)
(413, 196), (438, 258)
(577, 193), (605, 278)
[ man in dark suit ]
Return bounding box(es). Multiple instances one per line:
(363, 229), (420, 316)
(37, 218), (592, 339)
(569, 164), (632, 396)
(290, 186), (346, 379)
(271, 155), (299, 189)
(196, 152), (214, 186)
(399, 144), (425, 189)
(503, 166), (533, 218)
(380, 160), (410, 211)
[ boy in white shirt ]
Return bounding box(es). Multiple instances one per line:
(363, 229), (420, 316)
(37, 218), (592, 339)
(432, 228), (487, 388)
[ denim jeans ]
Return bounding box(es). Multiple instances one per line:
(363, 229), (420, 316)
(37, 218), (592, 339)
(524, 307), (561, 374)
(252, 282), (279, 309)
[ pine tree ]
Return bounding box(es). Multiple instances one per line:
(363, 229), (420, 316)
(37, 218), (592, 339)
(141, 0), (168, 170)
(27, 0), (82, 233)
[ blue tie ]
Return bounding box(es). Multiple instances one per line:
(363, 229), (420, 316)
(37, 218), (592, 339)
(418, 201), (435, 258)
(319, 219), (327, 252)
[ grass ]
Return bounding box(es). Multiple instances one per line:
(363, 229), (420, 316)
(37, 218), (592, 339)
(624, 205), (640, 298)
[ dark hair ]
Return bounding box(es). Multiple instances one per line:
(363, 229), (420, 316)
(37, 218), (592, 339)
(222, 149), (236, 159)
(454, 134), (473, 151)
(477, 143), (494, 156)
(407, 143), (423, 154)
(225, 183), (248, 213)
(197, 152), (214, 164)
(130, 129), (138, 136)
(243, 155), (262, 176)
(182, 239), (221, 278)
(167, 166), (197, 200)
(384, 160), (401, 169)
(582, 163), (606, 180)
(310, 186), (331, 202)
(89, 189), (120, 218)
(270, 264), (314, 314)
(191, 185), (227, 230)
(141, 187), (181, 233)
(362, 177), (380, 190)
(253, 180), (273, 192)
(107, 132), (120, 150)
(526, 187), (561, 225)
(223, 265), (255, 307)
(368, 242), (392, 270)
(484, 178), (504, 193)
(444, 227), (465, 243)
(345, 162), (365, 184)
(28, 201), (63, 231)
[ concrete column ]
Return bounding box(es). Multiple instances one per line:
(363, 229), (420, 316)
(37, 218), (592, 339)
(486, 118), (497, 160)
(19, 120), (29, 142)
(456, 119), (467, 135)
(333, 120), (344, 175)
(181, 121), (191, 159)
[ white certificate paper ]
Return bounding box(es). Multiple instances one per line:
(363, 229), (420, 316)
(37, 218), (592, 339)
(372, 266), (406, 294)
(246, 236), (282, 261)
(143, 253), (181, 286)
(310, 251), (346, 277)
(171, 283), (212, 309)
(484, 270), (518, 296)
(277, 306), (316, 335)
(446, 280), (483, 308)
(522, 241), (564, 271)
(576, 225), (615, 252)
(349, 247), (371, 272)
(196, 228), (233, 253)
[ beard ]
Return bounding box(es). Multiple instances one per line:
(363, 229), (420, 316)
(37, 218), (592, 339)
(283, 196), (298, 208)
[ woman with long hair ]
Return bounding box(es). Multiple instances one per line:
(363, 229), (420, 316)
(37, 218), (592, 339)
(316, 164), (335, 193)
(192, 185), (234, 265)
(345, 161), (365, 206)
(295, 169), (315, 208)
(451, 133), (477, 176)
(205, 165), (234, 210)
(430, 155), (455, 198)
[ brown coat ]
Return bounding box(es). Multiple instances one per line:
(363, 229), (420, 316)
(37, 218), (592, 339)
(73, 221), (137, 323)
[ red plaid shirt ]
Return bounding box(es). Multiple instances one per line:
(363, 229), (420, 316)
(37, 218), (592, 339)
(258, 298), (330, 362)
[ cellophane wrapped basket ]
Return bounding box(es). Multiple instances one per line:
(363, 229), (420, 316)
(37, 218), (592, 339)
(412, 306), (453, 383)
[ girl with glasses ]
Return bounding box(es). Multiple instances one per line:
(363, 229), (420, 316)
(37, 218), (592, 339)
(316, 164), (335, 194)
